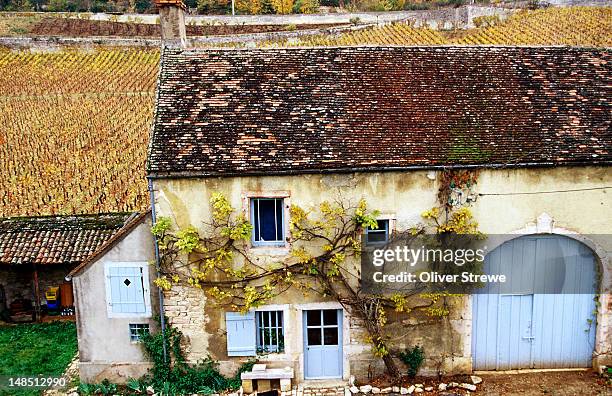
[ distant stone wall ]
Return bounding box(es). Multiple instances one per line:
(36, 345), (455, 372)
(0, 6), (520, 52)
(76, 6), (515, 28)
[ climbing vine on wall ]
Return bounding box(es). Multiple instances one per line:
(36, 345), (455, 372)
(153, 170), (483, 380)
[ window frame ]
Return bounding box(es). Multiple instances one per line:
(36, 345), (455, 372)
(365, 218), (392, 245)
(255, 310), (285, 354)
(129, 323), (150, 342)
(250, 198), (286, 247)
(104, 261), (152, 319)
(242, 191), (291, 250)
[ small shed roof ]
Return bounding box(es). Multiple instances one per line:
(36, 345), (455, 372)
(0, 212), (135, 266)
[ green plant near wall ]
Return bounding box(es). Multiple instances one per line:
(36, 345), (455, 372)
(138, 318), (234, 395)
(399, 346), (425, 378)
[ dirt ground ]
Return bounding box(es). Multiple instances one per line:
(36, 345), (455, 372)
(369, 370), (610, 396)
(29, 17), (343, 37)
(477, 370), (610, 396)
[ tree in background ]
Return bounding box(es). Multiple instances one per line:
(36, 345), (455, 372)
(269, 0), (292, 13)
(197, 0), (230, 13)
(235, 0), (261, 14)
(3, 0), (32, 10)
(293, 0), (318, 14)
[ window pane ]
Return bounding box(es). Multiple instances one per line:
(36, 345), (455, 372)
(323, 328), (338, 345)
(278, 328), (284, 352)
(276, 199), (284, 241)
(270, 311), (277, 327)
(259, 200), (278, 241)
(252, 199), (284, 243)
(323, 309), (338, 326)
(367, 232), (387, 244)
(307, 328), (322, 346)
(366, 220), (389, 244)
(129, 323), (149, 341)
(256, 311), (284, 353)
(306, 310), (321, 326)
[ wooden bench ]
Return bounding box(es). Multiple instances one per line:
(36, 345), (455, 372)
(241, 364), (294, 393)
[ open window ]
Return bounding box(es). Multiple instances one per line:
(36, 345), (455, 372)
(250, 198), (285, 247)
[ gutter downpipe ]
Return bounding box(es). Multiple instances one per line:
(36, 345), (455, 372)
(148, 177), (169, 364)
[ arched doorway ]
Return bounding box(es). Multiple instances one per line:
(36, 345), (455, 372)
(472, 235), (597, 370)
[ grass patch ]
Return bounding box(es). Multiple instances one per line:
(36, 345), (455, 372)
(0, 321), (78, 396)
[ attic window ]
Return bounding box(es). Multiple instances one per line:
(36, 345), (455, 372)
(251, 198), (285, 247)
(365, 220), (390, 245)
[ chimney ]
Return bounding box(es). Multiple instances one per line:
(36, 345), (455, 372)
(155, 0), (187, 48)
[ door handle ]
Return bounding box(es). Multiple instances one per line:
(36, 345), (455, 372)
(522, 336), (535, 340)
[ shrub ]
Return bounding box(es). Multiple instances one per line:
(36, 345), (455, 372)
(137, 318), (255, 395)
(78, 379), (118, 395)
(399, 346), (425, 378)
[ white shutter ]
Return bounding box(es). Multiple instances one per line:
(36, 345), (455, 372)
(105, 262), (151, 318)
(226, 311), (256, 356)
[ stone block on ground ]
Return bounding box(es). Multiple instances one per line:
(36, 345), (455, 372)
(280, 379), (292, 392)
(242, 380), (253, 394)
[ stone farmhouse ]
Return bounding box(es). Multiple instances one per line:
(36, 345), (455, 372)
(139, 38), (612, 384)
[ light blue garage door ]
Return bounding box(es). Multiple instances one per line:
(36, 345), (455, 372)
(472, 235), (597, 370)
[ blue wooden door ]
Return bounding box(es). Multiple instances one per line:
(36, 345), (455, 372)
(304, 309), (343, 379)
(472, 235), (597, 370)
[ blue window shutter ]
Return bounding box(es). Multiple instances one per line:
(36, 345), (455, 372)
(226, 311), (256, 356)
(108, 266), (146, 314)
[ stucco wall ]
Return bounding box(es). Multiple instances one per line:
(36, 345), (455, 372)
(72, 216), (158, 384)
(152, 166), (612, 380)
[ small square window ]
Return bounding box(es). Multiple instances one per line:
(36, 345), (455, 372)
(365, 220), (390, 245)
(129, 323), (150, 342)
(256, 311), (284, 353)
(251, 198), (285, 247)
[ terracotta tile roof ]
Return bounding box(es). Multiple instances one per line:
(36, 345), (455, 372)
(148, 46), (611, 177)
(0, 213), (135, 266)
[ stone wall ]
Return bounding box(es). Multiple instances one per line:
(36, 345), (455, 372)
(154, 166), (612, 380)
(162, 285), (472, 381)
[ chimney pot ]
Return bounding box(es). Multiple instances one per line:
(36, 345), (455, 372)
(155, 0), (187, 48)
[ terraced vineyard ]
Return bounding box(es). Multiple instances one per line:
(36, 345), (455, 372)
(0, 48), (159, 217)
(259, 7), (612, 47)
(1, 6), (609, 217)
